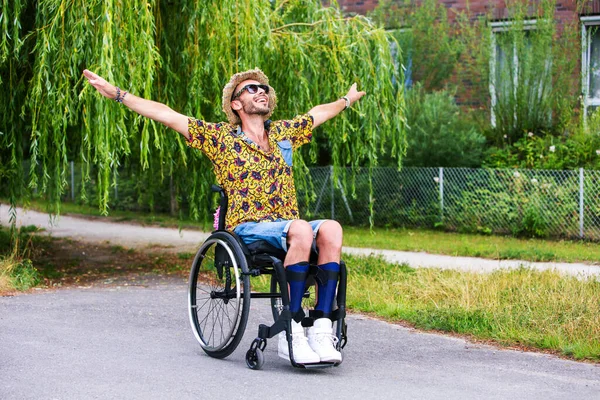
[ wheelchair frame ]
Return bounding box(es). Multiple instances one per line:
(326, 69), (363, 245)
(187, 185), (348, 370)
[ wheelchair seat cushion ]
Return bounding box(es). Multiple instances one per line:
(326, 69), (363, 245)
(247, 240), (287, 261)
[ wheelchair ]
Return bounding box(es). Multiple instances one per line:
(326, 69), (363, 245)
(187, 185), (348, 370)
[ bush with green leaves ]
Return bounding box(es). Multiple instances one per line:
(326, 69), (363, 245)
(403, 84), (486, 168)
(484, 109), (600, 170)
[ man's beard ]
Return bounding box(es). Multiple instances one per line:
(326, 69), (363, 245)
(241, 98), (270, 116)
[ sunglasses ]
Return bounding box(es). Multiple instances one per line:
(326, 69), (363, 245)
(232, 84), (270, 100)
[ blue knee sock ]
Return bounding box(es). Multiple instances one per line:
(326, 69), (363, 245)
(286, 262), (309, 314)
(315, 262), (340, 317)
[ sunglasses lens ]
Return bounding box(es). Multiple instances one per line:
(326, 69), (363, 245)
(233, 84), (270, 99)
(246, 84), (269, 95)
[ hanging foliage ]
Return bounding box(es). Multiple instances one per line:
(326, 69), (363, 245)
(0, 0), (405, 224)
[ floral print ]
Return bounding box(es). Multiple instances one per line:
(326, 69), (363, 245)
(187, 114), (313, 229)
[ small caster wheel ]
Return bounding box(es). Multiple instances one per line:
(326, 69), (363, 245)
(246, 348), (265, 370)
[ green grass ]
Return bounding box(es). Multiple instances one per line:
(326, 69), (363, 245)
(247, 253), (600, 360)
(343, 226), (600, 264)
(342, 253), (600, 361)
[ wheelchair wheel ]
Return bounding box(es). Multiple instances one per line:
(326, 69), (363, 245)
(270, 274), (315, 322)
(188, 231), (250, 359)
(245, 348), (265, 370)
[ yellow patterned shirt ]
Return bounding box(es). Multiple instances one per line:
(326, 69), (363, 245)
(187, 114), (314, 229)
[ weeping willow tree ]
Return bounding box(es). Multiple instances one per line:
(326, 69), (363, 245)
(0, 0), (405, 224)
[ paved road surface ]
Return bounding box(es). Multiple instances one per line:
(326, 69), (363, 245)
(2, 279), (599, 400)
(1, 206), (600, 398)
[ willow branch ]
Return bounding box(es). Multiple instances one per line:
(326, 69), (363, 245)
(270, 17), (356, 33)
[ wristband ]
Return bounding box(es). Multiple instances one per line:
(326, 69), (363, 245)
(341, 96), (350, 110)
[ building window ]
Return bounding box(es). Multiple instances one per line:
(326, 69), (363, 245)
(581, 16), (600, 116)
(387, 29), (413, 89)
(489, 19), (541, 127)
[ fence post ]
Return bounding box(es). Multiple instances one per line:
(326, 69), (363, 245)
(439, 167), (444, 221)
(70, 161), (75, 201)
(579, 168), (584, 238)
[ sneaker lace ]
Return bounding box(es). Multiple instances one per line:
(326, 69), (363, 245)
(314, 331), (339, 347)
(291, 332), (310, 347)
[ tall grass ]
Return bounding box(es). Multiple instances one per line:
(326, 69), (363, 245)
(0, 227), (42, 292)
(344, 253), (600, 360)
(343, 226), (600, 264)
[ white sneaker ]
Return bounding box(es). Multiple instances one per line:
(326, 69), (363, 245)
(307, 318), (342, 363)
(278, 320), (320, 364)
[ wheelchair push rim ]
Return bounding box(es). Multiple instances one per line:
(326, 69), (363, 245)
(188, 234), (250, 357)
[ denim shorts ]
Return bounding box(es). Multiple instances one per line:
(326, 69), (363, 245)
(233, 219), (326, 252)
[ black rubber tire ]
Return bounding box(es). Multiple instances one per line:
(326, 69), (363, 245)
(188, 231), (250, 359)
(245, 348), (265, 370)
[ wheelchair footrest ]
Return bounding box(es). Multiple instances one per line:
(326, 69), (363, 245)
(294, 361), (336, 369)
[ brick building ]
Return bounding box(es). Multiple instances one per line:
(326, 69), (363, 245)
(335, 0), (598, 22)
(334, 0), (600, 114)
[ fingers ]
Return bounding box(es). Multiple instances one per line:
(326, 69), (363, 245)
(83, 69), (96, 81)
(347, 82), (366, 103)
(83, 69), (105, 87)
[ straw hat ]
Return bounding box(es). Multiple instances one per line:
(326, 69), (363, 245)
(222, 68), (277, 125)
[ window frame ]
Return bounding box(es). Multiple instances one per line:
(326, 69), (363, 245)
(581, 16), (600, 117)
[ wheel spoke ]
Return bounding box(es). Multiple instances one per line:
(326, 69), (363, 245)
(188, 236), (249, 357)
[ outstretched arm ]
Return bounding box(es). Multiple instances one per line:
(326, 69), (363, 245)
(308, 83), (366, 129)
(83, 69), (190, 139)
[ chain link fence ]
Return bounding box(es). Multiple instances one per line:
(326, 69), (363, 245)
(46, 162), (600, 240)
(300, 166), (600, 241)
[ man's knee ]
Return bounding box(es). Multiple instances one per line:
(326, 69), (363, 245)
(287, 220), (313, 252)
(316, 220), (343, 251)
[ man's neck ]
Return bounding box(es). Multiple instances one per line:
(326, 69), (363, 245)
(240, 116), (267, 139)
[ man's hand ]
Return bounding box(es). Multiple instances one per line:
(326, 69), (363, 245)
(308, 83), (367, 128)
(345, 83), (366, 107)
(83, 69), (118, 100)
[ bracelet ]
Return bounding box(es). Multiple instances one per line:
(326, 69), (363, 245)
(115, 87), (126, 103)
(341, 96), (350, 110)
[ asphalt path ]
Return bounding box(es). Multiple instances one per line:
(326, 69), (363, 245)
(1, 206), (600, 398)
(2, 278), (599, 400)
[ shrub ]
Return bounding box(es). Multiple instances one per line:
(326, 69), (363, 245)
(403, 84), (486, 168)
(484, 128), (600, 171)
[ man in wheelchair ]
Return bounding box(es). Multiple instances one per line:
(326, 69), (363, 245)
(83, 67), (365, 366)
